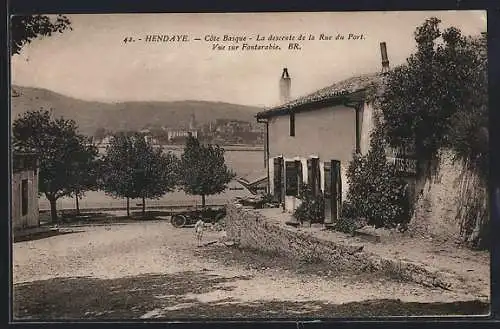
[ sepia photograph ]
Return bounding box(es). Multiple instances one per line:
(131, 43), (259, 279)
(10, 11), (489, 320)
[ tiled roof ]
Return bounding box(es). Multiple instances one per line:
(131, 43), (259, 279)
(256, 72), (384, 119)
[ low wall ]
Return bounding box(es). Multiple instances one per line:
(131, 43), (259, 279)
(226, 203), (472, 293)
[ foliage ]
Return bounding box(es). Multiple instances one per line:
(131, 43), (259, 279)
(379, 17), (488, 247)
(380, 18), (487, 179)
(343, 125), (409, 229)
(12, 110), (98, 222)
(178, 136), (235, 207)
(93, 127), (108, 142)
(67, 135), (100, 214)
(293, 183), (325, 224)
(100, 133), (178, 216)
(10, 15), (72, 55)
(333, 215), (362, 235)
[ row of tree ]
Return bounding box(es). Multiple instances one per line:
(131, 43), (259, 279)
(13, 110), (235, 222)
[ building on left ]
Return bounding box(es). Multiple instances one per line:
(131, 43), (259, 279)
(12, 152), (40, 230)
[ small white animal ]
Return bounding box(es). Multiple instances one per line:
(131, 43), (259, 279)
(194, 219), (204, 247)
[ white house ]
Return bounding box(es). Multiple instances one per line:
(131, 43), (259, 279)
(256, 42), (416, 224)
(12, 153), (40, 230)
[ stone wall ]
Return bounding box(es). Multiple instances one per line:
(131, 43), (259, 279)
(226, 203), (474, 293)
(409, 151), (486, 245)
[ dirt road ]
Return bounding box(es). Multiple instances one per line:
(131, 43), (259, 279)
(13, 221), (489, 319)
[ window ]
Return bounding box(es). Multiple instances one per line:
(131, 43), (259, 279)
(21, 179), (28, 216)
(289, 113), (295, 137)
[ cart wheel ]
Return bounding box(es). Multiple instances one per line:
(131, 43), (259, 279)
(171, 214), (187, 228)
(214, 212), (225, 223)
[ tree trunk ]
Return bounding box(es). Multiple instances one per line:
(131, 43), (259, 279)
(201, 194), (206, 208)
(49, 197), (58, 223)
(75, 193), (80, 216)
(142, 196), (146, 218)
(126, 197), (130, 217)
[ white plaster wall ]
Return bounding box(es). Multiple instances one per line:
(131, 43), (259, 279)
(12, 169), (39, 230)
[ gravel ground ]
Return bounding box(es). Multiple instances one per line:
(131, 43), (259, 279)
(12, 221), (490, 320)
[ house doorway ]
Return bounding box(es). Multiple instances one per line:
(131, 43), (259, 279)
(273, 157), (284, 205)
(324, 160), (342, 225)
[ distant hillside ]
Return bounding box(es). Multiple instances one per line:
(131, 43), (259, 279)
(11, 86), (262, 136)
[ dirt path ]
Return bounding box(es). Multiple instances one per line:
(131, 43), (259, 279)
(13, 221), (489, 319)
(259, 208), (490, 299)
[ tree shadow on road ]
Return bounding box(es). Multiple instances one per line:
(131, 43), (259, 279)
(13, 270), (251, 320)
(14, 230), (85, 243)
(13, 270), (489, 321)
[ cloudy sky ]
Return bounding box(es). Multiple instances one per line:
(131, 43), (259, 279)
(11, 11), (486, 107)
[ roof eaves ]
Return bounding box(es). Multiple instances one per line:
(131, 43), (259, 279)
(256, 88), (369, 119)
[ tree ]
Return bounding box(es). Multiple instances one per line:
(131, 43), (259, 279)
(101, 133), (178, 217)
(100, 134), (136, 217)
(67, 136), (100, 215)
(178, 136), (235, 207)
(380, 18), (487, 178)
(11, 15), (72, 56)
(132, 136), (178, 217)
(12, 110), (98, 222)
(379, 18), (488, 248)
(93, 127), (108, 143)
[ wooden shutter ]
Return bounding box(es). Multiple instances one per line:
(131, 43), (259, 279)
(21, 179), (29, 216)
(273, 157), (283, 203)
(307, 159), (313, 190)
(285, 161), (298, 196)
(323, 161), (332, 224)
(295, 160), (303, 196)
(332, 160), (342, 223)
(313, 158), (320, 196)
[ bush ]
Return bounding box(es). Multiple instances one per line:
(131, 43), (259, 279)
(293, 183), (325, 224)
(334, 216), (361, 235)
(343, 127), (409, 229)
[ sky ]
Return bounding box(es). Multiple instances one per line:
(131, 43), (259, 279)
(11, 11), (486, 107)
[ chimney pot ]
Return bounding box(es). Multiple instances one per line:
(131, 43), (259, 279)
(279, 68), (291, 103)
(282, 68), (290, 79)
(380, 42), (390, 73)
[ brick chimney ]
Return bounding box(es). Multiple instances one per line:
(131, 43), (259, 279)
(279, 68), (291, 103)
(380, 42), (390, 74)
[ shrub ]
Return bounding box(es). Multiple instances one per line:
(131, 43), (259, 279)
(343, 126), (409, 229)
(334, 216), (361, 235)
(293, 183), (325, 224)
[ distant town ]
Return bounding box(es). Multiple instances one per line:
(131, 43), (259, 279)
(93, 114), (265, 148)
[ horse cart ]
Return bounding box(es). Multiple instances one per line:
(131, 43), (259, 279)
(170, 206), (227, 228)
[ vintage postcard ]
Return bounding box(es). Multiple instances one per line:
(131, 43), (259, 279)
(10, 11), (489, 320)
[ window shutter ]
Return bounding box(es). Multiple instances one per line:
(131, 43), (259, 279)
(285, 161), (298, 196)
(309, 157), (320, 196)
(332, 160), (342, 222)
(307, 159), (313, 192)
(295, 160), (303, 196)
(273, 157), (283, 203)
(21, 179), (28, 216)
